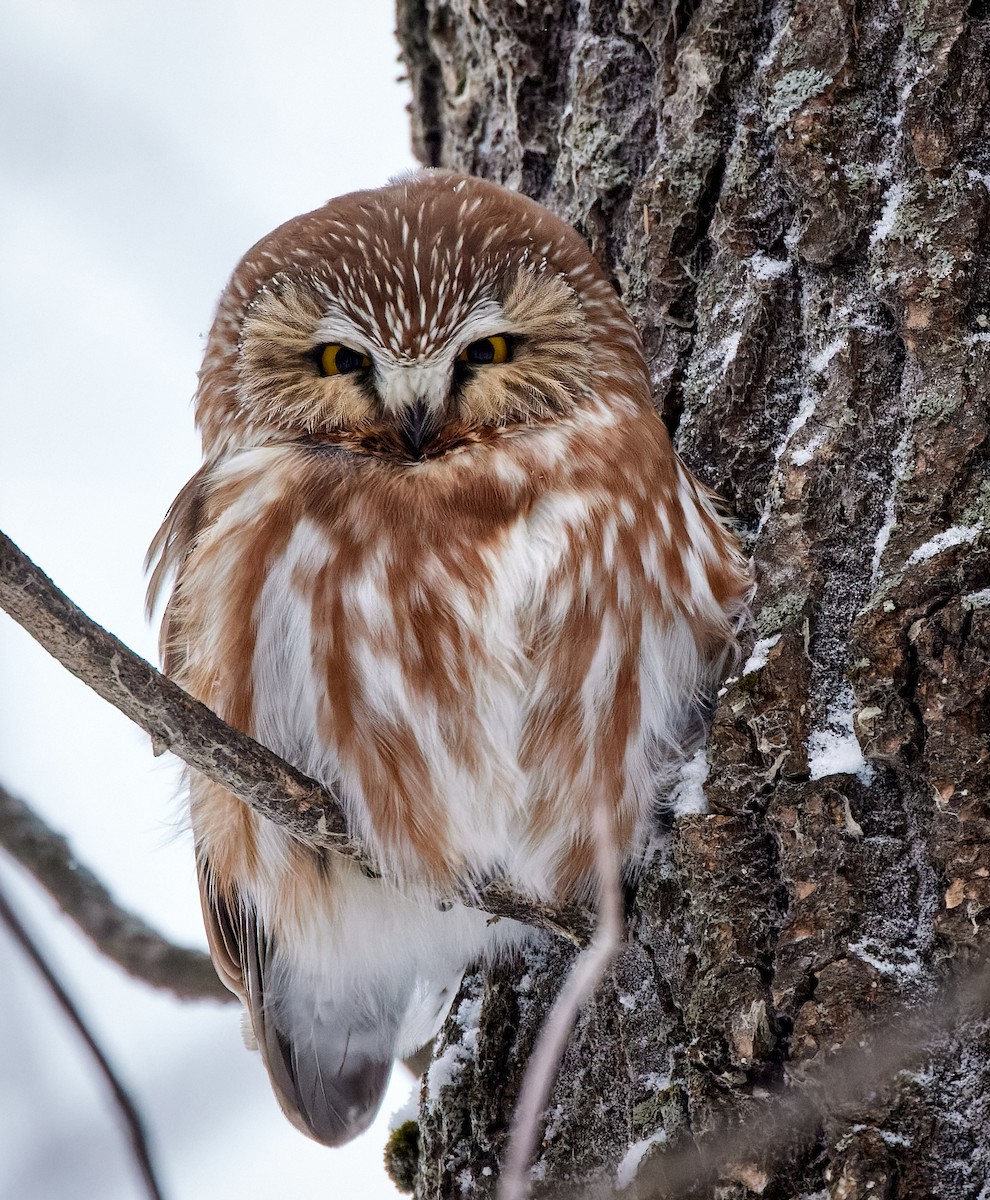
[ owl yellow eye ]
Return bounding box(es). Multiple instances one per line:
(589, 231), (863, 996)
(457, 335), (511, 366)
(319, 343), (371, 376)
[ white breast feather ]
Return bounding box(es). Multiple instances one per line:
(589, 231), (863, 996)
(233, 464), (712, 1052)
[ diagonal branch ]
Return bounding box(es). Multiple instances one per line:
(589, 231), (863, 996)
(0, 530), (593, 947)
(0, 782), (230, 1002)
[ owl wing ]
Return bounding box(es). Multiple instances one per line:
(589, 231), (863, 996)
(145, 461), (213, 675)
(200, 863), (394, 1147)
(149, 463), (395, 1145)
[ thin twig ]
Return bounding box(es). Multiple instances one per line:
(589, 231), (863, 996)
(0, 782), (230, 1002)
(500, 805), (625, 1200)
(0, 876), (166, 1200)
(0, 529), (593, 946)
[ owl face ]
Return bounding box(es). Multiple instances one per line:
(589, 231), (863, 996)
(197, 171), (649, 461)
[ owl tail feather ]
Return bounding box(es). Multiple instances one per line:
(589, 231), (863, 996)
(200, 870), (397, 1147)
(259, 992), (395, 1147)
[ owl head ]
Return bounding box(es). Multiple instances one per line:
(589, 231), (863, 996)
(195, 171), (649, 461)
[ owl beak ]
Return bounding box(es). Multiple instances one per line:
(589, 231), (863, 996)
(399, 400), (437, 459)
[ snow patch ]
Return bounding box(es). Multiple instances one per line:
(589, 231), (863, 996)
(617, 1129), (668, 1189)
(907, 524), (980, 565)
(849, 1124), (913, 1148)
(639, 1071), (672, 1092)
(741, 634), (781, 676)
(808, 686), (874, 783)
(962, 587), (990, 608)
(750, 252), (790, 280)
(756, 11), (789, 70)
(426, 1040), (470, 1098)
(791, 439), (822, 467)
(809, 336), (845, 375)
(755, 321), (855, 532)
(425, 995), (482, 1098)
(848, 941), (922, 979)
(878, 1130), (913, 1147)
(720, 329), (743, 374)
(781, 390), (818, 461)
(452, 995), (481, 1036)
(871, 427), (910, 584)
(668, 748), (709, 816)
(870, 181), (906, 245)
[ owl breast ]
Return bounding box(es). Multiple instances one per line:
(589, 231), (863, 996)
(249, 448), (549, 891)
(176, 397), (732, 907)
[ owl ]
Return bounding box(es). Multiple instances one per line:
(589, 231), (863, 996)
(148, 170), (750, 1146)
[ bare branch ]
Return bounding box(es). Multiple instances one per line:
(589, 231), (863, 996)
(501, 804), (624, 1200)
(0, 529), (593, 946)
(0, 877), (167, 1200)
(0, 782), (230, 1003)
(0, 530), (353, 847)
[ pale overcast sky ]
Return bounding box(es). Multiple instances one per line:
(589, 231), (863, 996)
(0, 4), (418, 1196)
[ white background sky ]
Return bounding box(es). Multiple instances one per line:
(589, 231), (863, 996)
(0, 3), (418, 1196)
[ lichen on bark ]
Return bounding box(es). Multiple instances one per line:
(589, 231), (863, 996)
(395, 0), (990, 1196)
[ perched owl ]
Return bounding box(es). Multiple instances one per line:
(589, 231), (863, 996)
(149, 170), (750, 1146)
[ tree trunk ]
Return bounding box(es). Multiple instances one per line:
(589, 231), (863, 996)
(394, 2), (990, 1196)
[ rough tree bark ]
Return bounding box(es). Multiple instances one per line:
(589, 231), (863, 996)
(394, 1), (990, 1197)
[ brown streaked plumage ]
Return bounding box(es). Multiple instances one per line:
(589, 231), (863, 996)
(149, 170), (750, 1146)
